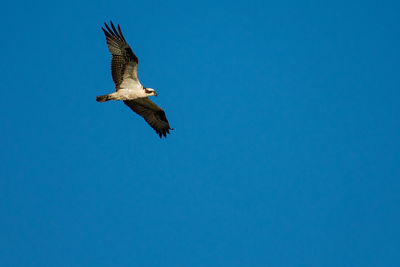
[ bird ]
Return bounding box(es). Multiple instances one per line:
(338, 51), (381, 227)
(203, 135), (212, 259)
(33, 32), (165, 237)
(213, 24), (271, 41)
(96, 21), (172, 138)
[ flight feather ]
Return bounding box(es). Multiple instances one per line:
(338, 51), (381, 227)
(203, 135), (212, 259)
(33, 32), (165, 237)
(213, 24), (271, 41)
(124, 99), (172, 138)
(102, 21), (139, 90)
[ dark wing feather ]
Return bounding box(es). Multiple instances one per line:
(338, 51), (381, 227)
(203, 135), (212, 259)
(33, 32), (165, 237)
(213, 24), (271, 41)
(124, 98), (172, 138)
(102, 21), (139, 90)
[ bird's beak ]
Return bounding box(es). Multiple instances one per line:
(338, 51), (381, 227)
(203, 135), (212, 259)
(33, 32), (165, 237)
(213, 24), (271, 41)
(155, 92), (158, 96)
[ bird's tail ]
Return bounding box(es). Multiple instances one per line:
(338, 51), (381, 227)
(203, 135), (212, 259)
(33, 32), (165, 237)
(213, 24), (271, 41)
(96, 95), (111, 102)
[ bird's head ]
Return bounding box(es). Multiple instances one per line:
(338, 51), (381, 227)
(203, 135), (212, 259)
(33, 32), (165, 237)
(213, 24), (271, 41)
(144, 88), (158, 96)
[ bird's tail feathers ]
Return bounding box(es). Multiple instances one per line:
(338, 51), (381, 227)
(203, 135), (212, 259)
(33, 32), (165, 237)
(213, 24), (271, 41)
(96, 95), (111, 102)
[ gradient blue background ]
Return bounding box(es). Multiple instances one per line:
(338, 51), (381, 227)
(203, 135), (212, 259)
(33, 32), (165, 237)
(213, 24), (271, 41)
(1, 0), (399, 266)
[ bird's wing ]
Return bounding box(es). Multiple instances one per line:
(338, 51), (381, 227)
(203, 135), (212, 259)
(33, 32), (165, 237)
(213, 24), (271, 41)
(102, 21), (139, 90)
(124, 98), (172, 138)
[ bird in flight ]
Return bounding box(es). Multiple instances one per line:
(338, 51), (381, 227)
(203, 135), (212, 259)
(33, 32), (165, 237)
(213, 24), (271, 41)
(97, 21), (172, 138)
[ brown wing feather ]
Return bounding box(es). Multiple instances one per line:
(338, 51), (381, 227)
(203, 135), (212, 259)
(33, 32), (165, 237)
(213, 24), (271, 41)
(102, 21), (139, 90)
(124, 98), (172, 138)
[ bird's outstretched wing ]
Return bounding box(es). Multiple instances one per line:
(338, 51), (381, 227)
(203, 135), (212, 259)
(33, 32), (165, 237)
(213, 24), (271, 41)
(102, 21), (139, 90)
(124, 98), (172, 138)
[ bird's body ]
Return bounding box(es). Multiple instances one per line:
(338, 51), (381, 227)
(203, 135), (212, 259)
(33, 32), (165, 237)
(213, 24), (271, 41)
(97, 85), (147, 101)
(96, 21), (172, 138)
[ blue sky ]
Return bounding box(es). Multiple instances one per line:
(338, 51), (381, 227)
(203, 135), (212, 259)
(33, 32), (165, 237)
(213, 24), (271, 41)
(1, 0), (399, 266)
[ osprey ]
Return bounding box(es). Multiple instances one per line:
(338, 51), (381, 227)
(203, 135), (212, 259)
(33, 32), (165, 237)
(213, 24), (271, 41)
(97, 21), (172, 138)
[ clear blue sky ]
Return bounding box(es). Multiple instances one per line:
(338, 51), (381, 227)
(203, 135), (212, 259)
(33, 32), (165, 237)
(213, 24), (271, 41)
(1, 0), (399, 266)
